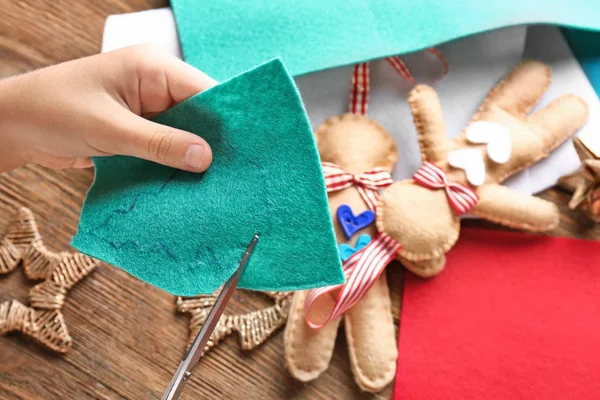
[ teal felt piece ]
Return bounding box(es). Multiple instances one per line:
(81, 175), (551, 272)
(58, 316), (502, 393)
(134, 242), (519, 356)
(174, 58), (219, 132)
(171, 0), (600, 81)
(72, 59), (343, 296)
(562, 29), (600, 98)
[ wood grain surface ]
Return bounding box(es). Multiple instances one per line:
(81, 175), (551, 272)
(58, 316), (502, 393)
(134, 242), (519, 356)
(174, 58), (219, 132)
(1, 1), (599, 399)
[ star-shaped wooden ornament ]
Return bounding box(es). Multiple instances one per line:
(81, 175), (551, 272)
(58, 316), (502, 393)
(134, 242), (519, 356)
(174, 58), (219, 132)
(562, 137), (600, 221)
(0, 207), (99, 352)
(177, 290), (291, 354)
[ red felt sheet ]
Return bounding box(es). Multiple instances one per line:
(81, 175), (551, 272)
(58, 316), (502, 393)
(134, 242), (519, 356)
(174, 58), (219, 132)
(394, 228), (600, 400)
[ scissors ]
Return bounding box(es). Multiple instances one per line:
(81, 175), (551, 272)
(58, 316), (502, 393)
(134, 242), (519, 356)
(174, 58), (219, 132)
(162, 234), (260, 400)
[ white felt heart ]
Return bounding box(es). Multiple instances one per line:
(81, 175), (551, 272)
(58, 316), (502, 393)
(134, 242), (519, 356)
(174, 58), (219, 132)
(465, 121), (512, 164)
(448, 148), (486, 186)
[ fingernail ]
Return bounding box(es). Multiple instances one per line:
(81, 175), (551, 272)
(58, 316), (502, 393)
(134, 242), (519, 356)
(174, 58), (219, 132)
(185, 144), (206, 170)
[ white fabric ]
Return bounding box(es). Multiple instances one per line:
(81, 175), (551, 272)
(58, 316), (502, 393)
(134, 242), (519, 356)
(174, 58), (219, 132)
(465, 121), (512, 164)
(448, 149), (487, 186)
(101, 8), (600, 195)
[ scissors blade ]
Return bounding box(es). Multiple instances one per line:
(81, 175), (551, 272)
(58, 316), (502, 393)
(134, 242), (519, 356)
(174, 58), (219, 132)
(162, 234), (259, 400)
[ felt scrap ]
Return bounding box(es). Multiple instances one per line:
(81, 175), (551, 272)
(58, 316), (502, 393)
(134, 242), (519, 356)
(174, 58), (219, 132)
(72, 59), (343, 296)
(394, 228), (600, 400)
(171, 0), (600, 80)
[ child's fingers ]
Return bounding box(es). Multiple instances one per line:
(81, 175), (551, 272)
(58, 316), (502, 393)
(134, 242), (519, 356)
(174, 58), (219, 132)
(116, 45), (218, 116)
(105, 108), (213, 172)
(158, 51), (218, 103)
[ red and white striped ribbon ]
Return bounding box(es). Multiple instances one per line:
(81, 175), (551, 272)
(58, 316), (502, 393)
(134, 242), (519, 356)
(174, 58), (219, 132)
(350, 62), (370, 115)
(322, 161), (393, 210)
(386, 56), (416, 84)
(304, 232), (402, 329)
(427, 48), (450, 75)
(413, 162), (479, 215)
(349, 49), (449, 116)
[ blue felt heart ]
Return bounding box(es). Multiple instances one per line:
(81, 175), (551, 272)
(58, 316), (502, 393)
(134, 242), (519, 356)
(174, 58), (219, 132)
(336, 204), (375, 240)
(338, 234), (372, 261)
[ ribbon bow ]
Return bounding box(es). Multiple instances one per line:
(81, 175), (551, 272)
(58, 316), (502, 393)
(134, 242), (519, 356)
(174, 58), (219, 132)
(322, 162), (393, 210)
(413, 162), (479, 215)
(304, 232), (402, 329)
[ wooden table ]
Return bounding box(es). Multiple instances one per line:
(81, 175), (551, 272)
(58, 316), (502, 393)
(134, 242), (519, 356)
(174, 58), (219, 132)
(1, 1), (599, 399)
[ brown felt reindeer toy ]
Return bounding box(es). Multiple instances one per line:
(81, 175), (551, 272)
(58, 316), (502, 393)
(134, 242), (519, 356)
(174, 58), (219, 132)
(378, 60), (588, 277)
(285, 111), (399, 392)
(285, 60), (404, 392)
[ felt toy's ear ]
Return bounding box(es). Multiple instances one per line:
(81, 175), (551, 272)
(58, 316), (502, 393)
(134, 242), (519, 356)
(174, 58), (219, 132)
(458, 60), (588, 185)
(476, 94), (588, 185)
(526, 95), (589, 150)
(408, 85), (451, 164)
(472, 184), (559, 231)
(475, 60), (551, 118)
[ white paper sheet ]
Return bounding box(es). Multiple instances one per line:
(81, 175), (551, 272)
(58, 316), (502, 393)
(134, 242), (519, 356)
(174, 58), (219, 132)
(102, 8), (600, 195)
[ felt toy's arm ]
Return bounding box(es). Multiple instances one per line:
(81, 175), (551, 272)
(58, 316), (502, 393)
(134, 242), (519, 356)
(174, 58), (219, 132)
(472, 184), (559, 231)
(344, 274), (397, 392)
(284, 290), (341, 381)
(408, 85), (451, 164)
(399, 254), (446, 278)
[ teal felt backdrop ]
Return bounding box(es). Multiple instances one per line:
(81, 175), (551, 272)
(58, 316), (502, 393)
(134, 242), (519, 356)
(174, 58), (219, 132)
(72, 59), (343, 296)
(562, 29), (600, 98)
(171, 0), (600, 81)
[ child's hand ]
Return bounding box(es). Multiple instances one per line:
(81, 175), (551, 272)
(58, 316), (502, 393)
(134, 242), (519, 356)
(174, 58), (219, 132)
(0, 45), (216, 173)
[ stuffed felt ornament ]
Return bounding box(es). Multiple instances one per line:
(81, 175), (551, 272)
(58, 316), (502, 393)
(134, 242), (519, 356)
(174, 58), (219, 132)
(285, 55), (445, 392)
(375, 60), (588, 277)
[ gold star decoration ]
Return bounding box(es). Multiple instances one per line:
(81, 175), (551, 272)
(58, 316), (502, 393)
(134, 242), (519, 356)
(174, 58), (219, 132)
(177, 290), (291, 354)
(0, 207), (99, 352)
(561, 136), (600, 221)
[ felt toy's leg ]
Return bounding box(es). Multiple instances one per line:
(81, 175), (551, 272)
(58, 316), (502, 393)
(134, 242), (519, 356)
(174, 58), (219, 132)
(527, 95), (589, 152)
(344, 274), (397, 392)
(398, 254), (446, 277)
(473, 184), (559, 231)
(479, 94), (588, 184)
(284, 290), (341, 381)
(408, 85), (451, 164)
(476, 60), (551, 117)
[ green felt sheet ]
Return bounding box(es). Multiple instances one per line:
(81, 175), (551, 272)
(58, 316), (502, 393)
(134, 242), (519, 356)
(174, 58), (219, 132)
(72, 59), (343, 296)
(172, 0), (600, 81)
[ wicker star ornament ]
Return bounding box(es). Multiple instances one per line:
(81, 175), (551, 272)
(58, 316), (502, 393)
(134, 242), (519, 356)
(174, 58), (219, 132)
(0, 207), (99, 352)
(567, 136), (600, 221)
(177, 290), (291, 353)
